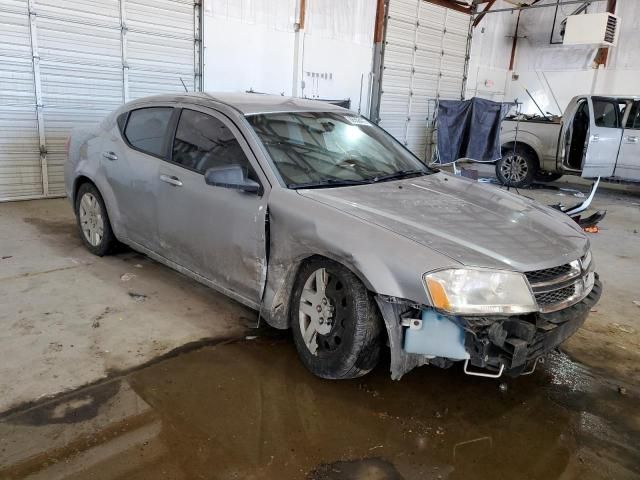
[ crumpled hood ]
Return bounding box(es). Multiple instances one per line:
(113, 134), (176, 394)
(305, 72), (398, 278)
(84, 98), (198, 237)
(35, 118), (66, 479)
(298, 173), (588, 272)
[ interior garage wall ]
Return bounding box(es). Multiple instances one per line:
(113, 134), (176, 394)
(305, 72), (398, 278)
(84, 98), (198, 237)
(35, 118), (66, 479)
(468, 0), (640, 115)
(202, 0), (297, 95)
(202, 0), (377, 113)
(373, 0), (471, 160)
(301, 0), (377, 114)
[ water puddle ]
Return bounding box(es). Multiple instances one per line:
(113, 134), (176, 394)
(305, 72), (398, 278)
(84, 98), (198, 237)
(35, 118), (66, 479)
(1, 337), (639, 479)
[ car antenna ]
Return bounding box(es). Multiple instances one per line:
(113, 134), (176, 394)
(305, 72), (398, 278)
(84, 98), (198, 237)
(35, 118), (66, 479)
(180, 77), (189, 93)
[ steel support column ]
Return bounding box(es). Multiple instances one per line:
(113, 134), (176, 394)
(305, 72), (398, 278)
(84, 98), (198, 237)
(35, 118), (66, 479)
(27, 0), (48, 197)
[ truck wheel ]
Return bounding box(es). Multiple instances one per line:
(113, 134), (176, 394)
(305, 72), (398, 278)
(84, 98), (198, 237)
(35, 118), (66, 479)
(75, 182), (117, 256)
(535, 171), (563, 182)
(496, 147), (537, 188)
(290, 259), (384, 380)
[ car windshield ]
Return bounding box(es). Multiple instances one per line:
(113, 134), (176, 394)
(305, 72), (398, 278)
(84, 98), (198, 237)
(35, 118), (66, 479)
(246, 111), (431, 188)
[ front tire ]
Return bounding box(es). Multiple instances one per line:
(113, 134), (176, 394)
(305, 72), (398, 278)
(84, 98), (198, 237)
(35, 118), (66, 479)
(290, 259), (384, 379)
(75, 182), (117, 256)
(496, 146), (537, 188)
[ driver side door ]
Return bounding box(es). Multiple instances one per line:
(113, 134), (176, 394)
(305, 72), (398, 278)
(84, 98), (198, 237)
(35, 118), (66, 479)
(156, 106), (269, 308)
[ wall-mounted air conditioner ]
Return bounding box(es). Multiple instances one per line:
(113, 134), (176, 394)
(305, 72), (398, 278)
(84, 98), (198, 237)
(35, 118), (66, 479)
(563, 13), (619, 47)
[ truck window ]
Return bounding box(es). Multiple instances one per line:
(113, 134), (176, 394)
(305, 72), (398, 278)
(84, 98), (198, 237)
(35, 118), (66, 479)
(592, 99), (621, 128)
(625, 102), (640, 130)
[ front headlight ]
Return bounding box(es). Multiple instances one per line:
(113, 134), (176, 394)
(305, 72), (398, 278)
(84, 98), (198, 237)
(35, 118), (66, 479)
(423, 268), (538, 315)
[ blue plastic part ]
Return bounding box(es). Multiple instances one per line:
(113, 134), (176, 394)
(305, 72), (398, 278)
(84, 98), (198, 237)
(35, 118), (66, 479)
(403, 309), (470, 360)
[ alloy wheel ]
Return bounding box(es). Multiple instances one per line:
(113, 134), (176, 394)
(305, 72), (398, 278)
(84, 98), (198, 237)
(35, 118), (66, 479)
(298, 268), (348, 355)
(500, 154), (529, 183)
(78, 192), (105, 247)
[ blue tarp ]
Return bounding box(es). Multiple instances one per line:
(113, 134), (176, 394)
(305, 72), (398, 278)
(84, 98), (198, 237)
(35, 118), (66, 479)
(435, 97), (512, 165)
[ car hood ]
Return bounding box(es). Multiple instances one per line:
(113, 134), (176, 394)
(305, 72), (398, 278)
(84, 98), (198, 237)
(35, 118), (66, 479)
(297, 173), (588, 272)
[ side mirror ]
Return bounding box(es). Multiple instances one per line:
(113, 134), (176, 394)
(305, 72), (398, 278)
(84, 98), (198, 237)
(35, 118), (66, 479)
(204, 165), (262, 194)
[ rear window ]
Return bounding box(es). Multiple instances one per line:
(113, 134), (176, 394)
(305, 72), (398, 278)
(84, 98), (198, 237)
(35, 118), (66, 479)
(124, 107), (174, 157)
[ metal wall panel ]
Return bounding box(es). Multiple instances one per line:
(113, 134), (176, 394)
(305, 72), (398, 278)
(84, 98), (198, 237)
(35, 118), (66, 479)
(0, 0), (200, 200)
(0, 0), (42, 199)
(126, 0), (197, 100)
(36, 3), (122, 195)
(377, 0), (470, 160)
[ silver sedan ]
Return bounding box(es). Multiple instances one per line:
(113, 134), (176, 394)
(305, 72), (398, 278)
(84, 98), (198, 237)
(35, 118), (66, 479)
(65, 93), (601, 380)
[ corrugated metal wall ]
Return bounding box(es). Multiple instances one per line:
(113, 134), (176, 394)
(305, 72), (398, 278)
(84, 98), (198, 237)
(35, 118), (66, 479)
(0, 0), (201, 201)
(0, 0), (42, 199)
(376, 0), (470, 160)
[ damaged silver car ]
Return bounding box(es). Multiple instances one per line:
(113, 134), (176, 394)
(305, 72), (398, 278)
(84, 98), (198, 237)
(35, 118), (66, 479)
(65, 93), (602, 380)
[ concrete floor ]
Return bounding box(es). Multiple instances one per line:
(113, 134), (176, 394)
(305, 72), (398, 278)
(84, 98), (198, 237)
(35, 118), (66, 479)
(1, 339), (639, 479)
(0, 178), (638, 418)
(0, 199), (253, 413)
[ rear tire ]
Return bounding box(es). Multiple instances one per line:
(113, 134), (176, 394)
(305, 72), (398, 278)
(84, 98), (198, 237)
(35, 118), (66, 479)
(290, 259), (384, 379)
(75, 182), (117, 256)
(496, 146), (537, 188)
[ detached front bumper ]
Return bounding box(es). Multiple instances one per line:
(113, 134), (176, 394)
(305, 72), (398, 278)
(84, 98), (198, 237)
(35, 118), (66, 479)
(376, 277), (602, 380)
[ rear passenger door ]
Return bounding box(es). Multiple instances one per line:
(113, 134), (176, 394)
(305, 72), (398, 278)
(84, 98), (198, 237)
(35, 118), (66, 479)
(156, 107), (269, 307)
(108, 106), (176, 250)
(614, 101), (640, 181)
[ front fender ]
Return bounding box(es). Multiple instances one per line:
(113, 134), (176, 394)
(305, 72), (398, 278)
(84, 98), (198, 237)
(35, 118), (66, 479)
(262, 189), (460, 329)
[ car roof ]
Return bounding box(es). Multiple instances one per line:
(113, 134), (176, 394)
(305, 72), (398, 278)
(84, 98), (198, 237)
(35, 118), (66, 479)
(126, 92), (350, 115)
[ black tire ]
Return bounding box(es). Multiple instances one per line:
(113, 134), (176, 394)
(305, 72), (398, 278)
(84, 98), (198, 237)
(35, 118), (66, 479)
(496, 146), (537, 188)
(290, 259), (384, 380)
(75, 182), (117, 256)
(534, 171), (563, 183)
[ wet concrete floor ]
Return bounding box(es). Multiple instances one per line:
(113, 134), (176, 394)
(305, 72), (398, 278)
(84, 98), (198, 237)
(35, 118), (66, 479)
(1, 335), (639, 480)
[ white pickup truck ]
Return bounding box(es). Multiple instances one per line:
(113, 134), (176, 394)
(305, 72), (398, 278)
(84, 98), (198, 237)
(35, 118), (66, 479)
(496, 95), (640, 187)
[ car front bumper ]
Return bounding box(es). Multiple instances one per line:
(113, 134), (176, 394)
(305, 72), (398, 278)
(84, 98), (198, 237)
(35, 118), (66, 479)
(376, 276), (602, 380)
(461, 276), (602, 376)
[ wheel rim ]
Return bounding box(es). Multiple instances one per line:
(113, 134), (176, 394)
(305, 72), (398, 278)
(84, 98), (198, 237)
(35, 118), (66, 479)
(298, 268), (348, 356)
(500, 154), (528, 183)
(79, 192), (105, 247)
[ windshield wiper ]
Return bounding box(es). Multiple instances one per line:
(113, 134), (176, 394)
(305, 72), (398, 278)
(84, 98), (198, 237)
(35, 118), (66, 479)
(289, 178), (371, 189)
(369, 169), (427, 183)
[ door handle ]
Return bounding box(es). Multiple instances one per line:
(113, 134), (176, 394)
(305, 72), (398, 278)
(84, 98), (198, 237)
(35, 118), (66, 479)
(590, 134), (600, 143)
(102, 151), (118, 161)
(160, 174), (183, 187)
(625, 135), (638, 143)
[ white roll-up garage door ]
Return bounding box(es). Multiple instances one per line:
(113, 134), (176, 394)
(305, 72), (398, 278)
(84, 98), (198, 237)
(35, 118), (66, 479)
(0, 0), (201, 201)
(376, 0), (470, 160)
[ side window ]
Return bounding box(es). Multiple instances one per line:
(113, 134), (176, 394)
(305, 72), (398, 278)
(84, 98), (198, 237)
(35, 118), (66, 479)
(626, 102), (640, 130)
(171, 109), (258, 181)
(592, 99), (621, 128)
(124, 107), (174, 157)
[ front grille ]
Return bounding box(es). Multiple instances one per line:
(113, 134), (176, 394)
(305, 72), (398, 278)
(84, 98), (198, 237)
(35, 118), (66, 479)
(525, 257), (590, 313)
(535, 284), (575, 306)
(525, 264), (572, 283)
